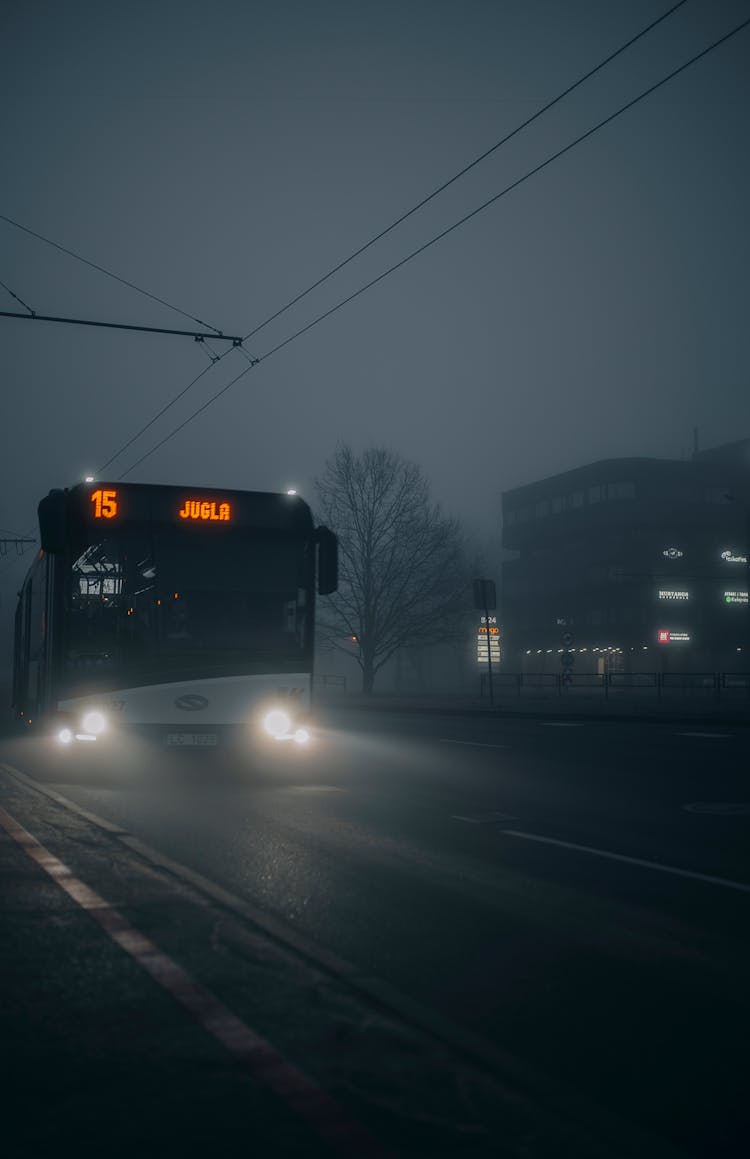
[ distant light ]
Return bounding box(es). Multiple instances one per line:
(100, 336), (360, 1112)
(85, 476), (95, 483)
(58, 728), (73, 745)
(286, 488), (297, 496)
(294, 728), (310, 745)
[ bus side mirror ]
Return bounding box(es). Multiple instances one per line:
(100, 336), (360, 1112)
(38, 490), (67, 554)
(316, 526), (338, 595)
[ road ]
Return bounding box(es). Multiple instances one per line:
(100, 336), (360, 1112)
(2, 707), (749, 1156)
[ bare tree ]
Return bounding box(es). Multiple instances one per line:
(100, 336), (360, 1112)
(315, 446), (468, 694)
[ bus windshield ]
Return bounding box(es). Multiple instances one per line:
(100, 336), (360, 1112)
(65, 528), (311, 689)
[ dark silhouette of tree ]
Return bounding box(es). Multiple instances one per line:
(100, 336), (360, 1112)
(315, 446), (467, 694)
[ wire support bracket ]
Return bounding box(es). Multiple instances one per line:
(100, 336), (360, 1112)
(0, 310), (244, 344)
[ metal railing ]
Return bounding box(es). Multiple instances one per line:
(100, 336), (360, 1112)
(479, 672), (750, 699)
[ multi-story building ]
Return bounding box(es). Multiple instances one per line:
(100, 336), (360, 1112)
(500, 439), (750, 674)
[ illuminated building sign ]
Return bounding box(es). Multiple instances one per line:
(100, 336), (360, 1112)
(658, 590), (689, 600)
(477, 616), (500, 664)
(662, 547), (683, 559)
(721, 550), (747, 563)
(658, 630), (690, 643)
(90, 489), (119, 519)
(724, 591), (748, 604)
(178, 499), (231, 522)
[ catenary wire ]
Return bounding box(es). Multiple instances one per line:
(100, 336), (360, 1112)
(0, 212), (223, 335)
(240, 0), (690, 343)
(118, 14), (750, 479)
(97, 359), (229, 474)
(0, 278), (35, 315)
(101, 0), (691, 472)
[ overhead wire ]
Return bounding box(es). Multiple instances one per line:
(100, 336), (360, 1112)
(100, 0), (691, 473)
(117, 13), (750, 479)
(0, 278), (35, 315)
(239, 0), (690, 344)
(97, 359), (228, 474)
(0, 212), (223, 335)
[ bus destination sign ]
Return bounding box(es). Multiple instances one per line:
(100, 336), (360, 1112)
(178, 498), (231, 522)
(87, 486), (233, 525)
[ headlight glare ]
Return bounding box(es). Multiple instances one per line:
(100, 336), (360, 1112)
(263, 709), (291, 739)
(82, 710), (107, 736)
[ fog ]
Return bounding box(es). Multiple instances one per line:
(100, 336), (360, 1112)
(2, 0), (749, 674)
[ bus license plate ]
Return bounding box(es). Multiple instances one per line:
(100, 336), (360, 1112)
(166, 733), (217, 746)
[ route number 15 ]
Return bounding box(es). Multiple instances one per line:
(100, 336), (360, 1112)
(91, 489), (118, 519)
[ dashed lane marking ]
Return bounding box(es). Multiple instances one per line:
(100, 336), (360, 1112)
(683, 802), (750, 816)
(451, 812), (517, 824)
(439, 739), (510, 749)
(501, 828), (750, 894)
(0, 802), (390, 1159)
(676, 732), (732, 739)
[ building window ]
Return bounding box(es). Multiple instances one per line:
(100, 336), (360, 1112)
(607, 481), (635, 499)
(551, 496), (564, 514)
(517, 507), (530, 523)
(588, 485), (603, 503)
(535, 500), (549, 518)
(505, 509), (516, 526)
(569, 490), (584, 508)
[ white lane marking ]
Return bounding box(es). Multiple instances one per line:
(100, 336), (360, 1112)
(501, 828), (750, 894)
(439, 739), (510, 749)
(541, 722), (583, 727)
(451, 812), (517, 824)
(676, 732), (731, 739)
(0, 803), (389, 1159)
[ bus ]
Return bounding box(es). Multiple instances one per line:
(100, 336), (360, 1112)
(12, 481), (337, 748)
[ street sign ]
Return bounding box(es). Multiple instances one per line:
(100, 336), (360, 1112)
(473, 579), (496, 611)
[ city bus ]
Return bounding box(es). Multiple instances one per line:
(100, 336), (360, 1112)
(12, 481), (337, 748)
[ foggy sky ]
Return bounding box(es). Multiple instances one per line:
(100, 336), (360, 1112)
(1, 0), (749, 643)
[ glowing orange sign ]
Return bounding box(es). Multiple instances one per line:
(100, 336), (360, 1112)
(178, 498), (231, 522)
(91, 489), (118, 519)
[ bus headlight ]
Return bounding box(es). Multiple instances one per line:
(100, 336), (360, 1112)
(263, 709), (292, 739)
(81, 710), (107, 736)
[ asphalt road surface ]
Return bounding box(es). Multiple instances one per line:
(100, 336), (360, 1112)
(2, 707), (749, 1157)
